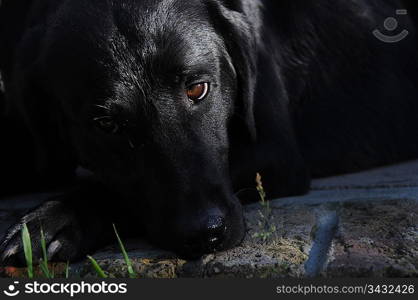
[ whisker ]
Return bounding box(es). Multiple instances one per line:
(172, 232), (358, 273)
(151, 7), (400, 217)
(128, 139), (135, 149)
(93, 116), (112, 121)
(94, 105), (111, 111)
(234, 187), (256, 196)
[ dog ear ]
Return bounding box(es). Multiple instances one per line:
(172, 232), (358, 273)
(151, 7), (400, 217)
(206, 0), (259, 140)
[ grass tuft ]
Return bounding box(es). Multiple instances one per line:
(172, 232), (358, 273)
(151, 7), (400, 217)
(19, 223), (137, 278)
(252, 173), (276, 242)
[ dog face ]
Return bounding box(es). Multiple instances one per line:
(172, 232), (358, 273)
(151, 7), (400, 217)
(41, 0), (256, 257)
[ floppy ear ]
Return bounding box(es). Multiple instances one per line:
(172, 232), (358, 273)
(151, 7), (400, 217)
(206, 0), (259, 139)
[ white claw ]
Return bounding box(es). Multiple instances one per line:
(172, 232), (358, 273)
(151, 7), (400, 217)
(3, 244), (19, 259)
(47, 240), (62, 258)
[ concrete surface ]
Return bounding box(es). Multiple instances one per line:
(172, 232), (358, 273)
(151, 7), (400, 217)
(1, 161), (418, 278)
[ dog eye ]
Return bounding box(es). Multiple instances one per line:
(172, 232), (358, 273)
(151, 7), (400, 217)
(93, 116), (120, 134)
(186, 82), (209, 103)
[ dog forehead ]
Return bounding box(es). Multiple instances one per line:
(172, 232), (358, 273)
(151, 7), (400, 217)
(48, 0), (211, 44)
(106, 0), (219, 85)
(45, 0), (217, 75)
(111, 0), (209, 33)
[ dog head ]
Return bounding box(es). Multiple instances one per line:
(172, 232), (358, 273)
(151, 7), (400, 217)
(42, 0), (258, 257)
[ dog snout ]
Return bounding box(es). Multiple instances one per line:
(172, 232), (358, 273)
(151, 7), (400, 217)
(143, 190), (245, 258)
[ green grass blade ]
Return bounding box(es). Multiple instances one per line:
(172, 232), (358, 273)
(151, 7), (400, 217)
(113, 224), (137, 278)
(65, 261), (70, 279)
(21, 223), (33, 279)
(40, 228), (48, 264)
(39, 228), (51, 278)
(39, 259), (50, 278)
(87, 256), (107, 278)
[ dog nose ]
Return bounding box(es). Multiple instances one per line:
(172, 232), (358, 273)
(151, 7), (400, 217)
(205, 215), (226, 248)
(183, 214), (227, 257)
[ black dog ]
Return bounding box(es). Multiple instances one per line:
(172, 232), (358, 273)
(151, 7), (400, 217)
(1, 0), (418, 263)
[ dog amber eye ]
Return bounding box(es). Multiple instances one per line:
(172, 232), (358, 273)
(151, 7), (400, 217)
(93, 116), (120, 134)
(186, 82), (209, 102)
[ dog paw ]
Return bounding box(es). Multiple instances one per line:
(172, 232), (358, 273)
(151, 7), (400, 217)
(0, 200), (86, 266)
